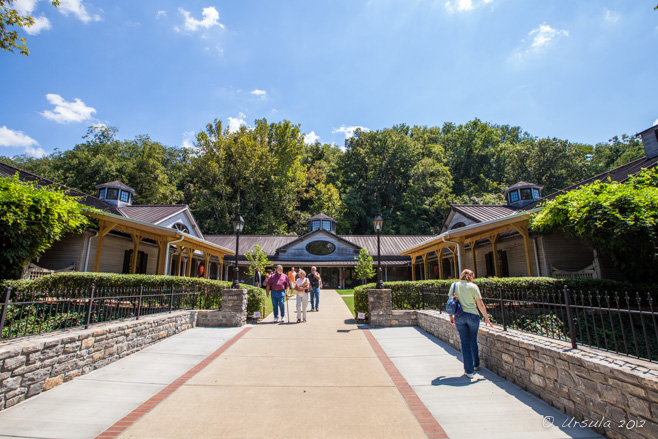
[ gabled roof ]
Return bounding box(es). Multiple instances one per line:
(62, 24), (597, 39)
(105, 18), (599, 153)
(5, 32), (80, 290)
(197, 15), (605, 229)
(95, 181), (136, 194)
(118, 205), (188, 225)
(451, 204), (517, 223)
(0, 161), (121, 215)
(204, 235), (299, 255)
(342, 235), (435, 256)
(522, 154), (658, 210)
(277, 229), (361, 252)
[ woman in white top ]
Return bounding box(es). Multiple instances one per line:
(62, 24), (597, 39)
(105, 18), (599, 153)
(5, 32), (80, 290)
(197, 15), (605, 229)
(295, 269), (310, 323)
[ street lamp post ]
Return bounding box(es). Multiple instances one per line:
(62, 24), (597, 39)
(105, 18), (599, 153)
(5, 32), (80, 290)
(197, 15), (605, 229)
(373, 214), (384, 289)
(231, 214), (244, 289)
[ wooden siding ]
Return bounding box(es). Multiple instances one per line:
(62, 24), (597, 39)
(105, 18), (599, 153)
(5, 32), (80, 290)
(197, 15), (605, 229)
(36, 232), (88, 271)
(87, 234), (160, 275)
(641, 126), (658, 159)
(463, 235), (538, 278)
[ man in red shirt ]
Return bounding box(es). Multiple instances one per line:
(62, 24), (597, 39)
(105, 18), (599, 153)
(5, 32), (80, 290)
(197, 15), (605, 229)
(267, 265), (290, 323)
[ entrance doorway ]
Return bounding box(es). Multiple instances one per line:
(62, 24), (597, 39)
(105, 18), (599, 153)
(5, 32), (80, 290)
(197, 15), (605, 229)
(319, 267), (340, 289)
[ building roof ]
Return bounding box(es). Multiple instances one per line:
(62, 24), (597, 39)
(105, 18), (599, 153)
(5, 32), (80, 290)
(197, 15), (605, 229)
(522, 154), (658, 210)
(0, 161), (121, 215)
(205, 235), (299, 255)
(342, 235), (434, 256)
(307, 213), (336, 222)
(503, 181), (543, 194)
(451, 204), (517, 223)
(118, 205), (189, 225)
(95, 181), (136, 194)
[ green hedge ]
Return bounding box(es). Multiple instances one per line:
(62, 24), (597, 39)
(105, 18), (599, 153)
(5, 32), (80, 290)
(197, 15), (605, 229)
(3, 272), (266, 315)
(354, 277), (658, 318)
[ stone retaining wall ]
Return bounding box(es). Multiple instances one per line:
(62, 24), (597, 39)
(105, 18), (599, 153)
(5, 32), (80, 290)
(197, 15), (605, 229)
(367, 289), (418, 327)
(417, 310), (658, 439)
(0, 311), (196, 411)
(196, 289), (248, 328)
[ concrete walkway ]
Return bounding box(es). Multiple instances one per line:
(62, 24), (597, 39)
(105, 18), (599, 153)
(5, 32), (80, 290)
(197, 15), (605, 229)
(0, 290), (602, 439)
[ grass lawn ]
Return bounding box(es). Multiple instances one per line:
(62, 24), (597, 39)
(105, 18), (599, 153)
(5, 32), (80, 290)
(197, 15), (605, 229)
(341, 295), (355, 315)
(336, 289), (354, 296)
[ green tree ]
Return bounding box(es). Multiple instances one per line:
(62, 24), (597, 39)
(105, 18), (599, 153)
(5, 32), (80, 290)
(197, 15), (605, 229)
(0, 174), (90, 280)
(588, 135), (645, 176)
(1, 0), (59, 55)
(530, 168), (658, 283)
(244, 244), (271, 279)
(354, 248), (375, 284)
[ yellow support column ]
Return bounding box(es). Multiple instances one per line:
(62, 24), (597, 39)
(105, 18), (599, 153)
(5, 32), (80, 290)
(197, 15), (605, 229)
(218, 256), (224, 281)
(411, 255), (417, 281)
(468, 240), (477, 277)
(92, 221), (116, 273)
(185, 248), (194, 277)
(177, 246), (183, 277)
(422, 253), (428, 280)
(204, 253), (211, 279)
(156, 240), (168, 275)
(435, 246), (444, 279)
(129, 233), (143, 274)
(489, 234), (500, 277)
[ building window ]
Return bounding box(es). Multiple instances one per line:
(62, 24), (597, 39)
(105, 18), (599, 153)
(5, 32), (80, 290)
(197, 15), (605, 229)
(532, 188), (540, 199)
(520, 188), (533, 200)
(99, 188), (106, 199)
(306, 241), (336, 256)
(106, 188), (119, 200)
(311, 221), (320, 231)
(322, 220), (331, 231)
(509, 190), (519, 203)
(122, 250), (148, 274)
(172, 223), (190, 234)
(451, 222), (466, 230)
(120, 190), (130, 203)
(485, 250), (509, 277)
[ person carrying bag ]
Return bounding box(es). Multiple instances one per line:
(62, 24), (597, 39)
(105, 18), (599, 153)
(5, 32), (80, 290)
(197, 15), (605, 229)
(449, 269), (493, 379)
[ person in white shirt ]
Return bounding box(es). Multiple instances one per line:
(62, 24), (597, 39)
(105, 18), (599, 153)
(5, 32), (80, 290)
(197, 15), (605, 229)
(295, 269), (310, 323)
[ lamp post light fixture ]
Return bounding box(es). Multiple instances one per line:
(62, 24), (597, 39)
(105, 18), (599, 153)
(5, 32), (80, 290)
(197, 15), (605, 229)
(231, 214), (245, 289)
(373, 214), (384, 289)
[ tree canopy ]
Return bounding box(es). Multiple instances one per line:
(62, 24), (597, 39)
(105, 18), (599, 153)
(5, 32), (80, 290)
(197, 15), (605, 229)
(1, 117), (647, 237)
(0, 0), (59, 55)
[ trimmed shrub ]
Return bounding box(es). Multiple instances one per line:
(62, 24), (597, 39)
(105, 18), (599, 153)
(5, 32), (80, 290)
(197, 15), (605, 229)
(354, 277), (658, 318)
(3, 272), (266, 315)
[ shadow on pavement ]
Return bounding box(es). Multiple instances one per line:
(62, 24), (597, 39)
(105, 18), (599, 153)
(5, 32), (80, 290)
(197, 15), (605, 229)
(431, 375), (486, 386)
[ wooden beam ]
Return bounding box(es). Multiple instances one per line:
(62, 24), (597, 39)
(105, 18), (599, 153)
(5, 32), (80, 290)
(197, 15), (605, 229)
(434, 247), (444, 279)
(422, 253), (428, 280)
(156, 240), (168, 275)
(130, 233), (143, 274)
(411, 255), (417, 281)
(185, 247), (194, 277)
(176, 246), (183, 277)
(218, 255), (224, 281)
(467, 240), (477, 277)
(203, 253), (211, 279)
(92, 220), (117, 272)
(489, 233), (500, 277)
(513, 221), (534, 277)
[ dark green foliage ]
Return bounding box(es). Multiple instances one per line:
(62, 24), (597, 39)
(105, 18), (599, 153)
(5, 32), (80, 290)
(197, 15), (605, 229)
(531, 168), (658, 283)
(0, 174), (90, 280)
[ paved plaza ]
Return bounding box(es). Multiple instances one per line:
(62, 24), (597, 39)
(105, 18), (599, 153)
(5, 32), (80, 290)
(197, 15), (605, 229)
(0, 290), (601, 439)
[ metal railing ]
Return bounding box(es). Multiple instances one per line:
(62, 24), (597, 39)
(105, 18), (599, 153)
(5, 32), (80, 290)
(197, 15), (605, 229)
(0, 284), (223, 341)
(392, 285), (658, 363)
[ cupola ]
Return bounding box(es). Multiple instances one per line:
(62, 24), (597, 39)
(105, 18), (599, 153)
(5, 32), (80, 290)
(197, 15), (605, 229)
(503, 182), (543, 208)
(307, 213), (337, 233)
(96, 181), (136, 208)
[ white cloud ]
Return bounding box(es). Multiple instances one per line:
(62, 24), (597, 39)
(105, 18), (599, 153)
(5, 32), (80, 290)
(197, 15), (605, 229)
(176, 7), (224, 32)
(182, 131), (196, 149)
(444, 0), (492, 13)
(304, 131), (320, 145)
(653, 117), (658, 127)
(25, 15), (51, 34)
(24, 146), (47, 158)
(13, 0), (39, 16)
(0, 126), (39, 148)
(156, 10), (167, 19)
(250, 89), (267, 97)
(603, 9), (620, 25)
(512, 23), (568, 60)
(40, 94), (96, 124)
(332, 125), (370, 139)
(58, 0), (101, 23)
(227, 113), (248, 133)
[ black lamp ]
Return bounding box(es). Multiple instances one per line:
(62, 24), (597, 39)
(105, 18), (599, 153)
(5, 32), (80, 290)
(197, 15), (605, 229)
(373, 214), (384, 289)
(231, 214), (244, 289)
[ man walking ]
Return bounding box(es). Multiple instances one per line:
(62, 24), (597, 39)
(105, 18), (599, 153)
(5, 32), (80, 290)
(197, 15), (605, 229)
(309, 266), (321, 312)
(254, 267), (262, 287)
(267, 265), (290, 323)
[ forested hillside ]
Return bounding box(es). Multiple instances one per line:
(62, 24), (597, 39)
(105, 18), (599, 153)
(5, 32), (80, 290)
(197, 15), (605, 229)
(2, 118), (644, 235)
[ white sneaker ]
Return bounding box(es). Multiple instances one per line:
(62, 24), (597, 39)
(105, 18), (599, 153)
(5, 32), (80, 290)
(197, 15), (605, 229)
(273, 317), (279, 323)
(465, 373), (474, 379)
(474, 366), (479, 371)
(280, 316), (285, 322)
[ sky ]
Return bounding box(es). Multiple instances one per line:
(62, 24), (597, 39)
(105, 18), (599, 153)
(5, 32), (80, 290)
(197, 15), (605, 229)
(1, 0), (657, 158)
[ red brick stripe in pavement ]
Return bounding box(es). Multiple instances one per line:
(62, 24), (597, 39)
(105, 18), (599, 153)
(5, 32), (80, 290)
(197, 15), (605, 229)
(95, 327), (252, 439)
(363, 329), (449, 439)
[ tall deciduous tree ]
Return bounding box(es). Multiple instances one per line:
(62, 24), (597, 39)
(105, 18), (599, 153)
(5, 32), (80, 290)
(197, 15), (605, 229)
(354, 248), (375, 284)
(0, 0), (59, 55)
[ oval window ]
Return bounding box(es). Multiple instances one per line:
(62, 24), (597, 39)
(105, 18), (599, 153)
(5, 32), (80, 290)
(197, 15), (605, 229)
(306, 241), (336, 256)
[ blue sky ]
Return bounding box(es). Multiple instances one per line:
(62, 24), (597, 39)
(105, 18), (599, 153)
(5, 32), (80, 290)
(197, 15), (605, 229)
(1, 0), (657, 158)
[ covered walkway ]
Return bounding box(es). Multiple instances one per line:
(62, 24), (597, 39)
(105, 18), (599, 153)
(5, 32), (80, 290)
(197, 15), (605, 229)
(0, 291), (600, 439)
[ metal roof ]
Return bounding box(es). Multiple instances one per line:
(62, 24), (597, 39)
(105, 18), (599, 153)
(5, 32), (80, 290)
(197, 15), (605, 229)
(236, 259), (409, 267)
(118, 205), (189, 225)
(307, 213), (336, 222)
(95, 181), (136, 194)
(451, 204), (517, 223)
(342, 235), (435, 256)
(503, 181), (543, 194)
(205, 235), (299, 255)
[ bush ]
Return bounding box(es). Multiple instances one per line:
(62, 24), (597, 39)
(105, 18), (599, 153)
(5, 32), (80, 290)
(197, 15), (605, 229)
(353, 277), (658, 318)
(3, 272), (266, 315)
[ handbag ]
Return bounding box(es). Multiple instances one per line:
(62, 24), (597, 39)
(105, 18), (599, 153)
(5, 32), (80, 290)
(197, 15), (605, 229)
(446, 284), (464, 317)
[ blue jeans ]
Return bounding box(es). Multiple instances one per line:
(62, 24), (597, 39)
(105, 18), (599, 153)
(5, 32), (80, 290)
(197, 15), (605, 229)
(310, 287), (320, 309)
(455, 312), (480, 374)
(271, 290), (285, 319)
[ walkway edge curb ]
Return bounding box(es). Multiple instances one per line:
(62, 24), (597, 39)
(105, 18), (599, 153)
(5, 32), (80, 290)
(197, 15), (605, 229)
(95, 326), (253, 439)
(363, 328), (449, 439)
